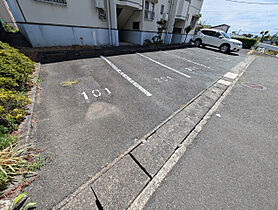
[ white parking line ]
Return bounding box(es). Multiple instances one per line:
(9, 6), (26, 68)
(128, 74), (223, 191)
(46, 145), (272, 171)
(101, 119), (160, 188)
(136, 53), (191, 79)
(100, 56), (152, 97)
(186, 48), (230, 60)
(161, 51), (211, 69)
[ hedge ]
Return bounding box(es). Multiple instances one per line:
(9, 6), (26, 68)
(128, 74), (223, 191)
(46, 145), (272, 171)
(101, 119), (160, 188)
(231, 37), (257, 49)
(0, 41), (34, 134)
(0, 41), (35, 91)
(0, 42), (39, 191)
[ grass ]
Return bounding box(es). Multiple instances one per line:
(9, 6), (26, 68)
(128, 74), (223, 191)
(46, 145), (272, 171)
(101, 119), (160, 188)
(0, 144), (43, 190)
(0, 133), (17, 151)
(60, 80), (80, 87)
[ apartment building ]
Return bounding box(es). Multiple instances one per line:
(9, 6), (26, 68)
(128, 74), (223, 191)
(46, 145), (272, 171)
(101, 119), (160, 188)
(6, 0), (203, 47)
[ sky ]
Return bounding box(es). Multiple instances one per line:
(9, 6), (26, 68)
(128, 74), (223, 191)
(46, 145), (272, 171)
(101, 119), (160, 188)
(200, 0), (278, 35)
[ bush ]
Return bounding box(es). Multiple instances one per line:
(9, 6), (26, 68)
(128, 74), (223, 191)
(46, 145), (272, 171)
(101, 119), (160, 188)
(231, 37), (257, 49)
(0, 42), (39, 191)
(3, 23), (19, 33)
(0, 132), (17, 150)
(0, 89), (30, 132)
(0, 41), (35, 92)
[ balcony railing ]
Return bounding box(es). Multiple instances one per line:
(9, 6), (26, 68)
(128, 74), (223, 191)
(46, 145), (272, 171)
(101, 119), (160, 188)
(144, 10), (155, 20)
(117, 0), (143, 10)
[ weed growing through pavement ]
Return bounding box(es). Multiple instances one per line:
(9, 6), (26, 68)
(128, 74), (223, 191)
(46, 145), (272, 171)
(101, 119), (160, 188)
(60, 80), (80, 87)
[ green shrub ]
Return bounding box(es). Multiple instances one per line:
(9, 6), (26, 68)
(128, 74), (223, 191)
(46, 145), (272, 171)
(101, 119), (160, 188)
(0, 171), (8, 190)
(231, 37), (257, 49)
(0, 133), (17, 150)
(3, 23), (19, 33)
(0, 89), (30, 132)
(0, 41), (35, 92)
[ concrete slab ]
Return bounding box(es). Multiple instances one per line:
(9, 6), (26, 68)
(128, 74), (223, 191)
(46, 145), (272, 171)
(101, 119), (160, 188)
(218, 79), (231, 86)
(224, 72), (238, 80)
(181, 102), (210, 121)
(60, 187), (98, 210)
(91, 155), (150, 209)
(204, 85), (225, 101)
(155, 114), (196, 146)
(194, 95), (215, 109)
(131, 134), (174, 177)
(214, 82), (229, 90)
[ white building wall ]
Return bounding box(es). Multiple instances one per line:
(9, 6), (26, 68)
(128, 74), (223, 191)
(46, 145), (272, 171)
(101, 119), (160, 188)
(15, 0), (107, 28)
(6, 0), (203, 47)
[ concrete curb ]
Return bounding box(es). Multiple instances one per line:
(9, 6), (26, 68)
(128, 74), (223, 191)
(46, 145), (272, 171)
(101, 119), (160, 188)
(18, 63), (41, 144)
(37, 44), (192, 64)
(53, 56), (256, 209)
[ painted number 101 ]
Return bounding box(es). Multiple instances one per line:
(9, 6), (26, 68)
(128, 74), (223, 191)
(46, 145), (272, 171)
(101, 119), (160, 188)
(82, 88), (111, 100)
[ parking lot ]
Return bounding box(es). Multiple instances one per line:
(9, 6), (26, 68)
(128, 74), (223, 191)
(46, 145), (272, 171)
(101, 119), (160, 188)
(27, 47), (248, 208)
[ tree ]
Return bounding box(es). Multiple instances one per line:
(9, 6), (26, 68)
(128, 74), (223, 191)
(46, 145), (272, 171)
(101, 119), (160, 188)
(260, 30), (269, 41)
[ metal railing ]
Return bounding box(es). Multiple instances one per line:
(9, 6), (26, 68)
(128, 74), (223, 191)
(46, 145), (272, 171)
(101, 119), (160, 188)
(257, 43), (278, 52)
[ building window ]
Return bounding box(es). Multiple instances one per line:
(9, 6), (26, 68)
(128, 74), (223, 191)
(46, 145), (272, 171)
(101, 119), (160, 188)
(144, 1), (155, 21)
(34, 0), (67, 6)
(160, 4), (165, 14)
(133, 22), (140, 30)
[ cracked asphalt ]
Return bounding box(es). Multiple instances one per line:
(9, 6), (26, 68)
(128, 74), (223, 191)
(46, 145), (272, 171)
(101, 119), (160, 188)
(26, 46), (248, 208)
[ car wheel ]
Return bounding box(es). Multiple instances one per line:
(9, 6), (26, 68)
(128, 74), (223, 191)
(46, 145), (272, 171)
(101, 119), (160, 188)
(194, 39), (201, 47)
(220, 44), (230, 53)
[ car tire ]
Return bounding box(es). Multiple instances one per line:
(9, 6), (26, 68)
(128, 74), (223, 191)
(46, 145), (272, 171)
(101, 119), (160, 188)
(194, 39), (202, 47)
(220, 44), (230, 53)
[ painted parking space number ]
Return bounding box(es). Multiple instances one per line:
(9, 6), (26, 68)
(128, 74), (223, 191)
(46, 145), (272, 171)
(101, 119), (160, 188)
(82, 88), (111, 100)
(154, 76), (174, 83)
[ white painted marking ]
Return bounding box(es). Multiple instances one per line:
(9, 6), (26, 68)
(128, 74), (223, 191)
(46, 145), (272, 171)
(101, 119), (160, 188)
(218, 79), (231, 86)
(154, 76), (175, 83)
(104, 88), (111, 95)
(92, 89), (101, 98)
(100, 56), (152, 97)
(187, 49), (229, 61)
(81, 92), (89, 100)
(224, 72), (238, 80)
(162, 51), (210, 69)
(185, 67), (193, 71)
(136, 53), (191, 79)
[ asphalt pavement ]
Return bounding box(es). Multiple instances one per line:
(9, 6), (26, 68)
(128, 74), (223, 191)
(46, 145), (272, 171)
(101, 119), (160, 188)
(144, 55), (278, 209)
(26, 46), (247, 208)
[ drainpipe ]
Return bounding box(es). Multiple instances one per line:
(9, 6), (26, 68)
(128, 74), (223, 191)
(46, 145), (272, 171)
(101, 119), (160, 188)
(165, 0), (172, 43)
(184, 0), (191, 43)
(166, 0), (176, 44)
(106, 0), (112, 45)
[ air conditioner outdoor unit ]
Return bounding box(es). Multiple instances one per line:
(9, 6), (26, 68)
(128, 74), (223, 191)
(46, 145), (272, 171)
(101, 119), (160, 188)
(95, 0), (104, 9)
(163, 13), (169, 21)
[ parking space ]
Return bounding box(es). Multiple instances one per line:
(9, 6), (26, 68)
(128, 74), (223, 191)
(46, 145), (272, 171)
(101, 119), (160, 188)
(27, 47), (248, 208)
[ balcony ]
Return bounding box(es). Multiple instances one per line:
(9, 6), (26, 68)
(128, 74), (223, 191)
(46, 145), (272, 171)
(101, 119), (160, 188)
(144, 10), (155, 21)
(175, 0), (190, 21)
(117, 0), (143, 10)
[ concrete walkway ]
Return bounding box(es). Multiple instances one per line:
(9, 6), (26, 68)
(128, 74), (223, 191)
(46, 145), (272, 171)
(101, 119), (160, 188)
(144, 56), (278, 209)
